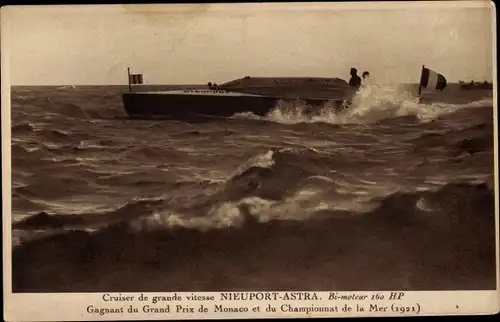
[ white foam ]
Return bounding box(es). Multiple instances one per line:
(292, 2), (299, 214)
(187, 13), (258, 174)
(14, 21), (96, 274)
(236, 84), (493, 125)
(229, 150), (275, 179)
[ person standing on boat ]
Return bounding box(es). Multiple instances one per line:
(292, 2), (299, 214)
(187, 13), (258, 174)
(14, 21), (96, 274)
(342, 68), (361, 110)
(359, 71), (372, 97)
(361, 71), (371, 87)
(348, 68), (362, 89)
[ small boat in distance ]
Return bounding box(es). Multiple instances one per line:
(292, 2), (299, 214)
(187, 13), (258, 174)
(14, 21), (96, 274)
(122, 73), (357, 120)
(459, 80), (493, 90)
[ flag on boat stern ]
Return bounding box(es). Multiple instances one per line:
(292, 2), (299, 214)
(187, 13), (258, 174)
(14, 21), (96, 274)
(420, 66), (447, 91)
(129, 73), (144, 85)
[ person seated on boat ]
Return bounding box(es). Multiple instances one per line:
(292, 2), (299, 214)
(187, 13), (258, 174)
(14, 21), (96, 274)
(213, 83), (220, 91)
(207, 82), (213, 90)
(348, 68), (361, 89)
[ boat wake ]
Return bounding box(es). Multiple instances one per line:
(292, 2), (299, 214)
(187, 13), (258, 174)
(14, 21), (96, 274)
(233, 84), (493, 125)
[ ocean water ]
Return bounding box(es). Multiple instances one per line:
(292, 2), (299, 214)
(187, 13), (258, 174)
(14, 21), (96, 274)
(9, 84), (497, 292)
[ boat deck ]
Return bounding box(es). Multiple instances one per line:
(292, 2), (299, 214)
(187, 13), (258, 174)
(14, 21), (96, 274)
(131, 90), (267, 97)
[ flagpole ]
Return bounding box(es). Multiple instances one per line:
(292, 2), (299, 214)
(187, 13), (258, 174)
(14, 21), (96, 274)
(127, 67), (131, 93)
(417, 64), (424, 96)
(417, 64), (425, 103)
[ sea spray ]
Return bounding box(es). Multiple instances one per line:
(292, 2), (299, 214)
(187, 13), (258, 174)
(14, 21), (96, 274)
(232, 84), (493, 125)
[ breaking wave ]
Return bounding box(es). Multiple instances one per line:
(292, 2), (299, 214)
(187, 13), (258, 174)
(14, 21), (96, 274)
(13, 137), (495, 235)
(12, 179), (496, 292)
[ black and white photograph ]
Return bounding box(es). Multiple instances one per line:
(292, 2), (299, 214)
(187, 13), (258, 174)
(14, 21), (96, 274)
(2, 1), (498, 319)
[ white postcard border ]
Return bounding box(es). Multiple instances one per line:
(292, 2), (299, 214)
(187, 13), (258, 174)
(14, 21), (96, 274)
(2, 1), (499, 320)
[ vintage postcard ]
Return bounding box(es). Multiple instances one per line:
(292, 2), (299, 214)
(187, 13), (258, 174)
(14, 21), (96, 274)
(2, 1), (499, 320)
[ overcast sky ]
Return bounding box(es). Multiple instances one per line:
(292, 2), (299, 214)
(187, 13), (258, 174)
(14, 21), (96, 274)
(2, 2), (495, 85)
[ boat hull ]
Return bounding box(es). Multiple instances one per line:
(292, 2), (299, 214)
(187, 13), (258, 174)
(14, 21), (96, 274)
(460, 84), (493, 90)
(122, 91), (344, 120)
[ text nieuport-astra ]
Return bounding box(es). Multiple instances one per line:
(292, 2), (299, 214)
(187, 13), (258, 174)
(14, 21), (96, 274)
(101, 292), (371, 302)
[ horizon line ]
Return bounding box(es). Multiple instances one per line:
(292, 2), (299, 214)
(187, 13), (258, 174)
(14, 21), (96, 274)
(9, 82), (485, 87)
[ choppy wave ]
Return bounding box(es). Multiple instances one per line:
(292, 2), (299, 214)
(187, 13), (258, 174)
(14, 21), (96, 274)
(13, 136), (495, 234)
(11, 87), (127, 120)
(12, 181), (496, 292)
(10, 85), (496, 292)
(12, 114), (495, 231)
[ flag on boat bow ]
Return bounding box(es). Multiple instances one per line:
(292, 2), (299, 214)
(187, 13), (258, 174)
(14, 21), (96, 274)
(127, 67), (144, 92)
(129, 73), (143, 85)
(419, 66), (447, 92)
